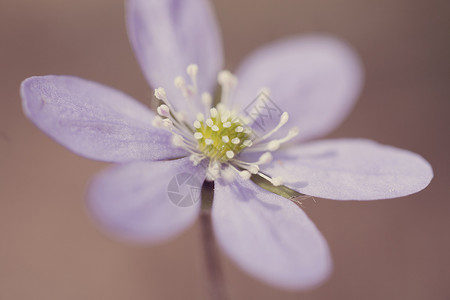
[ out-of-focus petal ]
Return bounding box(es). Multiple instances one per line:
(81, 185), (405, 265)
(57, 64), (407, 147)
(231, 35), (363, 142)
(212, 177), (332, 290)
(87, 157), (204, 243)
(21, 75), (187, 162)
(263, 139), (433, 200)
(126, 0), (223, 116)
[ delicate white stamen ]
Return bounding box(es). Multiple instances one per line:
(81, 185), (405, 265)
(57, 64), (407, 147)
(272, 177), (283, 186)
(248, 165), (259, 174)
(212, 125), (219, 132)
(196, 113), (204, 122)
(194, 132), (203, 139)
(210, 108), (218, 118)
(157, 104), (170, 117)
(239, 170), (251, 180)
(243, 139), (253, 147)
(174, 76), (185, 89)
(186, 64), (198, 77)
(205, 139), (213, 145)
(152, 116), (164, 128)
(259, 152), (273, 164)
(257, 112), (289, 142)
(172, 135), (184, 147)
(222, 136), (230, 143)
(202, 92), (212, 110)
(154, 87), (167, 102)
(162, 119), (173, 128)
(231, 138), (240, 144)
(221, 167), (235, 182)
(206, 118), (214, 127)
(223, 121), (231, 128)
(193, 120), (201, 129)
(235, 126), (243, 133)
(267, 140), (280, 151)
(226, 151), (235, 159)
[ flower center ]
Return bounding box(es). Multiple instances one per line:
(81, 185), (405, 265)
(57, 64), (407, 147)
(151, 64), (299, 185)
(193, 105), (252, 162)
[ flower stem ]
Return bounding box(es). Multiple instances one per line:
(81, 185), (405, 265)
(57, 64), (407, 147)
(200, 208), (227, 300)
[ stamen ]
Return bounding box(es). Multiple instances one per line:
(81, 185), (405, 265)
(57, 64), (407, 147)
(222, 136), (230, 143)
(226, 151), (235, 159)
(257, 112), (289, 142)
(210, 108), (218, 118)
(202, 92), (212, 111)
(194, 132), (203, 139)
(156, 104), (170, 117)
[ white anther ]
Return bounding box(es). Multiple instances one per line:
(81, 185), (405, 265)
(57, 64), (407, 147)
(156, 104), (170, 117)
(280, 112), (289, 125)
(243, 140), (253, 147)
(218, 70), (237, 88)
(202, 93), (212, 107)
(193, 120), (201, 129)
(162, 119), (173, 128)
(210, 107), (218, 118)
(226, 150), (235, 159)
(231, 138), (240, 145)
(186, 64), (198, 77)
(257, 111), (290, 142)
(248, 165), (259, 174)
(172, 135), (184, 147)
(222, 136), (230, 143)
(206, 118), (214, 127)
(271, 177), (283, 186)
(194, 132), (203, 139)
(239, 170), (251, 180)
(223, 122), (231, 128)
(221, 167), (235, 182)
(212, 125), (219, 132)
(154, 87), (167, 101)
(259, 152), (273, 164)
(205, 139), (213, 145)
(174, 76), (185, 89)
(235, 126), (243, 133)
(152, 116), (164, 128)
(196, 113), (204, 121)
(267, 140), (280, 151)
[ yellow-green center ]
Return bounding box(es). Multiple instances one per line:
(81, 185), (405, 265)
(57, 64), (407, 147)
(195, 110), (251, 162)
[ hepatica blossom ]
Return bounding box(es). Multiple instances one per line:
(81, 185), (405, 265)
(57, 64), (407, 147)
(20, 0), (433, 290)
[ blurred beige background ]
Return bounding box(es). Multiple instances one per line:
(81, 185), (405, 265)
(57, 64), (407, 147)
(1, 0), (449, 299)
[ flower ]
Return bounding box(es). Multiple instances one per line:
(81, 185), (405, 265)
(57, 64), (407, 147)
(20, 0), (433, 290)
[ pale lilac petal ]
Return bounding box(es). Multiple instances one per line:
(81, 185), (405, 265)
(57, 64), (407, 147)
(87, 157), (204, 243)
(21, 76), (186, 162)
(126, 0), (223, 115)
(262, 139), (433, 200)
(231, 35), (363, 142)
(212, 177), (332, 290)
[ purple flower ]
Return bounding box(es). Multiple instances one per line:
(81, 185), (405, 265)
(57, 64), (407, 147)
(20, 0), (432, 290)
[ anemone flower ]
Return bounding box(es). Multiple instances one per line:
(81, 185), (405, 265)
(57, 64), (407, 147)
(20, 0), (433, 290)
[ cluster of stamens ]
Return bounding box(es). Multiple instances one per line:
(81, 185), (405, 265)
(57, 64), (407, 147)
(151, 64), (299, 186)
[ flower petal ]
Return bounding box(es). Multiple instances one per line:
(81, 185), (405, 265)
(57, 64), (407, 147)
(212, 177), (332, 290)
(87, 157), (204, 243)
(21, 75), (186, 162)
(126, 0), (223, 115)
(263, 139), (433, 200)
(231, 35), (363, 142)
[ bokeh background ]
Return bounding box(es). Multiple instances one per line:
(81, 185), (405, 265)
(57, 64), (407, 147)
(1, 0), (449, 299)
